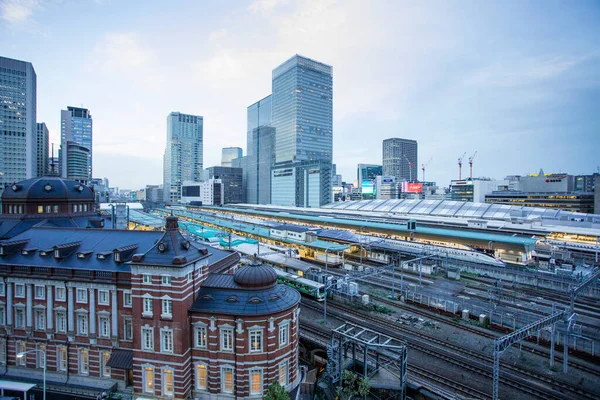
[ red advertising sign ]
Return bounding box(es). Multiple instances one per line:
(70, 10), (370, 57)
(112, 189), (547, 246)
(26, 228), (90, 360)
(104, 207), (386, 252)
(407, 183), (423, 193)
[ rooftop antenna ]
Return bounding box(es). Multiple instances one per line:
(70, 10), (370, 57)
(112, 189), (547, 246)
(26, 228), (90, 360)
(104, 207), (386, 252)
(50, 143), (56, 175)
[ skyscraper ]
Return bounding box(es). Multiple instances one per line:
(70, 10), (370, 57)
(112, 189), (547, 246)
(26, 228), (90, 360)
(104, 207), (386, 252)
(163, 112), (203, 203)
(357, 164), (383, 187)
(270, 55), (333, 207)
(0, 56), (37, 194)
(62, 141), (90, 184)
(382, 138), (418, 182)
(221, 147), (243, 167)
(36, 122), (49, 177)
(246, 95), (275, 204)
(61, 107), (93, 181)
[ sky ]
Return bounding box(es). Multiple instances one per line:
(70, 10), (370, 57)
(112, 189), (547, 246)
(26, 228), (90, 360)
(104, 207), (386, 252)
(1, 0), (599, 190)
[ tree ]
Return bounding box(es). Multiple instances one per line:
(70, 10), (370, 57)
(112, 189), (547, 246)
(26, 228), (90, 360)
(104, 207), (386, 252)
(336, 370), (370, 400)
(263, 381), (290, 400)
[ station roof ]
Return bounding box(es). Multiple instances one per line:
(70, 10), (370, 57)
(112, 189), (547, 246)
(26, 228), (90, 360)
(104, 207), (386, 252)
(129, 210), (164, 228)
(202, 206), (537, 247)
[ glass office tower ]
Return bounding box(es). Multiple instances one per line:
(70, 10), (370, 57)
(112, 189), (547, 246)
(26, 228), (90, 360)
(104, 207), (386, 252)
(246, 95), (275, 204)
(61, 107), (93, 181)
(382, 138), (418, 182)
(163, 112), (203, 203)
(221, 147), (243, 167)
(0, 56), (37, 196)
(271, 55), (333, 207)
(36, 122), (49, 177)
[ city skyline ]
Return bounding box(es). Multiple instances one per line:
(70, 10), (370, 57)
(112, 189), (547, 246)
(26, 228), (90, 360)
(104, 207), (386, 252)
(1, 1), (599, 189)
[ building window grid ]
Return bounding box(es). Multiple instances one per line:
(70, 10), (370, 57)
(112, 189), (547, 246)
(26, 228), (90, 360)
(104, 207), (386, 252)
(15, 308), (25, 329)
(196, 363), (207, 390)
(162, 298), (172, 318)
(76, 288), (87, 303)
(55, 287), (66, 301)
(142, 274), (152, 284)
(163, 368), (174, 397)
(99, 315), (110, 337)
(279, 323), (289, 347)
(195, 326), (207, 348)
(36, 345), (46, 369)
(279, 361), (288, 386)
(98, 290), (109, 305)
(57, 347), (67, 372)
(143, 365), (154, 394)
(221, 366), (234, 394)
(123, 291), (132, 307)
(220, 328), (234, 352)
(161, 328), (174, 353)
(162, 275), (172, 285)
(79, 348), (89, 375)
(17, 342), (26, 366)
(101, 351), (111, 377)
(56, 312), (66, 333)
(15, 284), (25, 298)
(142, 327), (153, 351)
(143, 297), (153, 316)
(35, 309), (45, 331)
(250, 368), (263, 396)
(124, 318), (133, 340)
(249, 329), (263, 353)
(34, 285), (45, 299)
(77, 314), (88, 335)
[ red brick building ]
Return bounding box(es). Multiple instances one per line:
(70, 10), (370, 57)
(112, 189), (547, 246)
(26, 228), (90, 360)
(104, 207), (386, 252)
(0, 178), (301, 399)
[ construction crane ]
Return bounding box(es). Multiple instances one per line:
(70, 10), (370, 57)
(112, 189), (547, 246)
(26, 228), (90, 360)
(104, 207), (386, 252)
(457, 152), (466, 180)
(468, 151), (478, 179)
(421, 157), (433, 182)
(403, 154), (414, 182)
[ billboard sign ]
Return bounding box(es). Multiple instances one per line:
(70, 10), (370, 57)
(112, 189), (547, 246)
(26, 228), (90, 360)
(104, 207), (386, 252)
(361, 180), (374, 194)
(381, 176), (394, 184)
(407, 183), (423, 193)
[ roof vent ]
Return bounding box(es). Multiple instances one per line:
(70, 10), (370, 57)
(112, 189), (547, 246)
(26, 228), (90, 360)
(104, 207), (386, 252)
(44, 183), (53, 192)
(21, 248), (38, 256)
(39, 248), (53, 257)
(77, 185), (85, 192)
(248, 297), (264, 304)
(172, 256), (187, 265)
(157, 242), (169, 253)
(11, 184), (21, 192)
(131, 253), (145, 262)
(96, 251), (112, 260)
(198, 248), (209, 256)
(77, 250), (93, 259)
(226, 296), (240, 303)
(201, 294), (214, 301)
(180, 240), (191, 250)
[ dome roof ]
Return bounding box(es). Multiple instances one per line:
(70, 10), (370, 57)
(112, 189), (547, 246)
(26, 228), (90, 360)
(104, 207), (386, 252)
(2, 177), (94, 202)
(233, 256), (278, 289)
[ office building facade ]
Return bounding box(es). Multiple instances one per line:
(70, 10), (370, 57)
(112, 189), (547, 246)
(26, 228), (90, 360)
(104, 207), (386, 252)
(181, 179), (223, 206)
(0, 56), (37, 194)
(357, 164), (382, 188)
(271, 160), (332, 208)
(382, 138), (418, 182)
(202, 166), (243, 204)
(36, 123), (49, 177)
(246, 95), (275, 205)
(163, 112), (203, 203)
(61, 141), (91, 185)
(61, 107), (92, 181)
(221, 147), (242, 167)
(271, 55), (333, 206)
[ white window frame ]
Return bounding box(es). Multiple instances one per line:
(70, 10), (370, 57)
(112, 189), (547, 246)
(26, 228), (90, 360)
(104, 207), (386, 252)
(279, 322), (289, 347)
(76, 288), (88, 304)
(220, 328), (234, 352)
(161, 297), (172, 318)
(15, 308), (25, 328)
(36, 344), (46, 369)
(142, 295), (153, 317)
(55, 287), (66, 302)
(0, 306), (5, 326)
(142, 326), (154, 351)
(196, 363), (208, 390)
(55, 311), (67, 333)
(195, 325), (207, 349)
(187, 272), (193, 282)
(160, 328), (174, 353)
(78, 348), (89, 375)
(16, 342), (26, 366)
(57, 346), (67, 372)
(34, 285), (45, 300)
(77, 313), (88, 335)
(162, 367), (174, 397)
(99, 315), (110, 338)
(123, 290), (132, 308)
(161, 275), (171, 285)
(221, 366), (234, 394)
(0, 283), (5, 296)
(250, 368), (263, 396)
(0, 341), (6, 365)
(249, 329), (263, 353)
(143, 365), (155, 394)
(123, 318), (133, 340)
(142, 274), (152, 284)
(15, 284), (25, 298)
(35, 309), (45, 331)
(279, 360), (288, 386)
(101, 351), (111, 377)
(98, 290), (109, 306)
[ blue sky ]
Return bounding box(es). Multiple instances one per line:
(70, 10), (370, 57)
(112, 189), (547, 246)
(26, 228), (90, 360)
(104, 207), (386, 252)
(1, 0), (599, 189)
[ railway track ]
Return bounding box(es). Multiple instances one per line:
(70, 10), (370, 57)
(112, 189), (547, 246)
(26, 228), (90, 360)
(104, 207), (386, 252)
(301, 298), (598, 400)
(300, 321), (491, 400)
(371, 293), (600, 376)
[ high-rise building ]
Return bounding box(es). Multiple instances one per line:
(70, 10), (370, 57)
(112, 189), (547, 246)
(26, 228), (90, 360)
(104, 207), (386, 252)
(36, 122), (49, 177)
(163, 112), (204, 203)
(357, 164), (382, 187)
(246, 95), (275, 204)
(382, 138), (418, 182)
(221, 147), (243, 167)
(203, 166), (243, 204)
(271, 160), (332, 208)
(61, 141), (90, 184)
(271, 55), (333, 206)
(0, 56), (37, 194)
(61, 107), (93, 181)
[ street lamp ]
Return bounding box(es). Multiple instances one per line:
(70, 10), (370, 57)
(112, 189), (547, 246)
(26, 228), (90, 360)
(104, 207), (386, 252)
(17, 348), (46, 400)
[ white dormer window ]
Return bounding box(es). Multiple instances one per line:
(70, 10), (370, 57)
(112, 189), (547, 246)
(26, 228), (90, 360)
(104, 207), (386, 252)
(114, 252), (121, 262)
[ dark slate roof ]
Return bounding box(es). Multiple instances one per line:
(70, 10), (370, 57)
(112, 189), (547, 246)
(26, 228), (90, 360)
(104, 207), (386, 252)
(2, 176), (94, 201)
(190, 274), (300, 316)
(106, 349), (133, 369)
(0, 223), (231, 272)
(233, 257), (278, 289)
(271, 224), (313, 233)
(0, 216), (110, 240)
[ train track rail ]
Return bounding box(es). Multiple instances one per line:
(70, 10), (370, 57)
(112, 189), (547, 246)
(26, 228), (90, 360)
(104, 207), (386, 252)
(300, 321), (491, 400)
(301, 298), (598, 400)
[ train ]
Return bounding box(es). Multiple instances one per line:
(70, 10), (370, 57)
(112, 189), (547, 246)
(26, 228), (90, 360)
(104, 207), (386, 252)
(274, 268), (325, 301)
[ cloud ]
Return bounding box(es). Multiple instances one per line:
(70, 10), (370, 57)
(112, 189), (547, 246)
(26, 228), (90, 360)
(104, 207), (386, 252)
(0, 0), (42, 25)
(247, 0), (286, 14)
